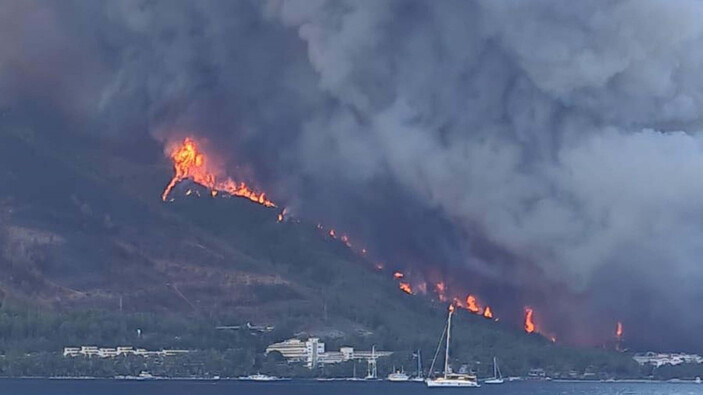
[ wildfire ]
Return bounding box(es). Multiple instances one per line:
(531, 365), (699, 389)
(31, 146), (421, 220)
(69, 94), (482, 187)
(277, 208), (287, 223)
(466, 294), (481, 314)
(329, 229), (336, 238)
(162, 137), (275, 207)
(399, 282), (413, 294)
(435, 282), (447, 302)
(449, 304), (455, 313)
(340, 234), (352, 248)
(616, 321), (623, 338)
(483, 306), (493, 319)
(524, 308), (536, 333)
(393, 271), (404, 279)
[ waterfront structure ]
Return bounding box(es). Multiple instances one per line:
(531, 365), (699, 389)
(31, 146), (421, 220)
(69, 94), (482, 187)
(265, 337), (392, 368)
(63, 346), (189, 358)
(633, 352), (703, 367)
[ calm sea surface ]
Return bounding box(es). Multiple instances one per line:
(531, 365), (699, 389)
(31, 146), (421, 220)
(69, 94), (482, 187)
(1, 379), (702, 395)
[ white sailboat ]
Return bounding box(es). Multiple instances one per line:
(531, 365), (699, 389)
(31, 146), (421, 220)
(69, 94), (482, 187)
(410, 349), (424, 382)
(484, 356), (504, 384)
(425, 305), (480, 388)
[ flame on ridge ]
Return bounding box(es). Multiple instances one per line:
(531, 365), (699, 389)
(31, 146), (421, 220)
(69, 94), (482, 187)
(466, 294), (481, 314)
(483, 306), (493, 319)
(161, 137), (275, 207)
(524, 308), (536, 333)
(616, 321), (623, 338)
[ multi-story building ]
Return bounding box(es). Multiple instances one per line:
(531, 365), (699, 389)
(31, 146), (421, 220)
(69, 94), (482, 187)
(266, 337), (326, 367)
(266, 338), (392, 368)
(265, 339), (308, 362)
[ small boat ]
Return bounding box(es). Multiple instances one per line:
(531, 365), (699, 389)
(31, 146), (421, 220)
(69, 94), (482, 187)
(484, 356), (504, 384)
(387, 368), (410, 382)
(238, 373), (286, 381)
(137, 371), (156, 380)
(425, 305), (480, 388)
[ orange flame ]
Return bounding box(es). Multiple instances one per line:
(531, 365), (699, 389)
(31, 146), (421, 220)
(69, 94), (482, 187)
(277, 208), (287, 223)
(466, 294), (481, 314)
(616, 321), (623, 338)
(393, 271), (404, 279)
(449, 304), (455, 313)
(483, 306), (493, 319)
(162, 137), (275, 207)
(524, 308), (535, 333)
(399, 282), (413, 294)
(435, 282), (447, 302)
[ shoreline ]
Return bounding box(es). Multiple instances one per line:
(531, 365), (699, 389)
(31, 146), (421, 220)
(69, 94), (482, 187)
(0, 376), (699, 384)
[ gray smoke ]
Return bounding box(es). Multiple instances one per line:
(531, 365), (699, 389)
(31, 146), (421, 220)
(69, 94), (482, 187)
(3, 0), (703, 350)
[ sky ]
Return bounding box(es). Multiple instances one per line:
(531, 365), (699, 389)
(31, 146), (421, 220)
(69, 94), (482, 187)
(3, 0), (703, 351)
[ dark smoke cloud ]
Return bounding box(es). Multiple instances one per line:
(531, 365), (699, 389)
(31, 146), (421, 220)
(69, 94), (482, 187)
(2, 0), (703, 350)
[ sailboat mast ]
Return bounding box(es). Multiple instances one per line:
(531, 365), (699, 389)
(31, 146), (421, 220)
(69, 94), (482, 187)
(417, 349), (422, 378)
(444, 307), (453, 378)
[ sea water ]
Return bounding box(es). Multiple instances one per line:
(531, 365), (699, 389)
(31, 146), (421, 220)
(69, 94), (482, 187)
(2, 379), (702, 395)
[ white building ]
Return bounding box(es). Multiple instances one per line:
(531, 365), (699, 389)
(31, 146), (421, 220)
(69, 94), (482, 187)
(265, 339), (308, 362)
(63, 347), (80, 357)
(99, 348), (118, 358)
(266, 337), (325, 367)
(63, 345), (191, 358)
(80, 346), (100, 357)
(266, 338), (392, 368)
(116, 346), (135, 355)
(306, 338), (325, 367)
(633, 352), (703, 367)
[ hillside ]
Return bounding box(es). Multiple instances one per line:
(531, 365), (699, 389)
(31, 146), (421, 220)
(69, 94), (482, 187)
(0, 127), (638, 377)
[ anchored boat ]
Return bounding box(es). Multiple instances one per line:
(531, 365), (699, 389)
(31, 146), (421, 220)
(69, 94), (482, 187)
(425, 305), (480, 388)
(484, 356), (504, 384)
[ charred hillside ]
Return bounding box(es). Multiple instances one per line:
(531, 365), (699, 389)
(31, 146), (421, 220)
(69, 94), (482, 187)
(0, 128), (636, 375)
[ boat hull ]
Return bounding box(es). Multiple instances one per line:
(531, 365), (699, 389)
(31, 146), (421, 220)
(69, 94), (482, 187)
(425, 379), (480, 387)
(484, 378), (504, 384)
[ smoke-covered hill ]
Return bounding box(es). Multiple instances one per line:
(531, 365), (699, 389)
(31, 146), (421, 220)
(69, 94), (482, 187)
(0, 127), (638, 376)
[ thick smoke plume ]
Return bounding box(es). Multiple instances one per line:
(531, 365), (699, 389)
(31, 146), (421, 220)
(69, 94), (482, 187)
(3, 0), (703, 350)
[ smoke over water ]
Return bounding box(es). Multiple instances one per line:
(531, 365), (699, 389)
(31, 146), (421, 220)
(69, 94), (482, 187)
(3, 0), (703, 351)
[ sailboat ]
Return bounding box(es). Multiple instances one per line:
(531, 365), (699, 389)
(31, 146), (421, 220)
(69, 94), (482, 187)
(484, 356), (504, 384)
(425, 305), (480, 388)
(410, 349), (424, 382)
